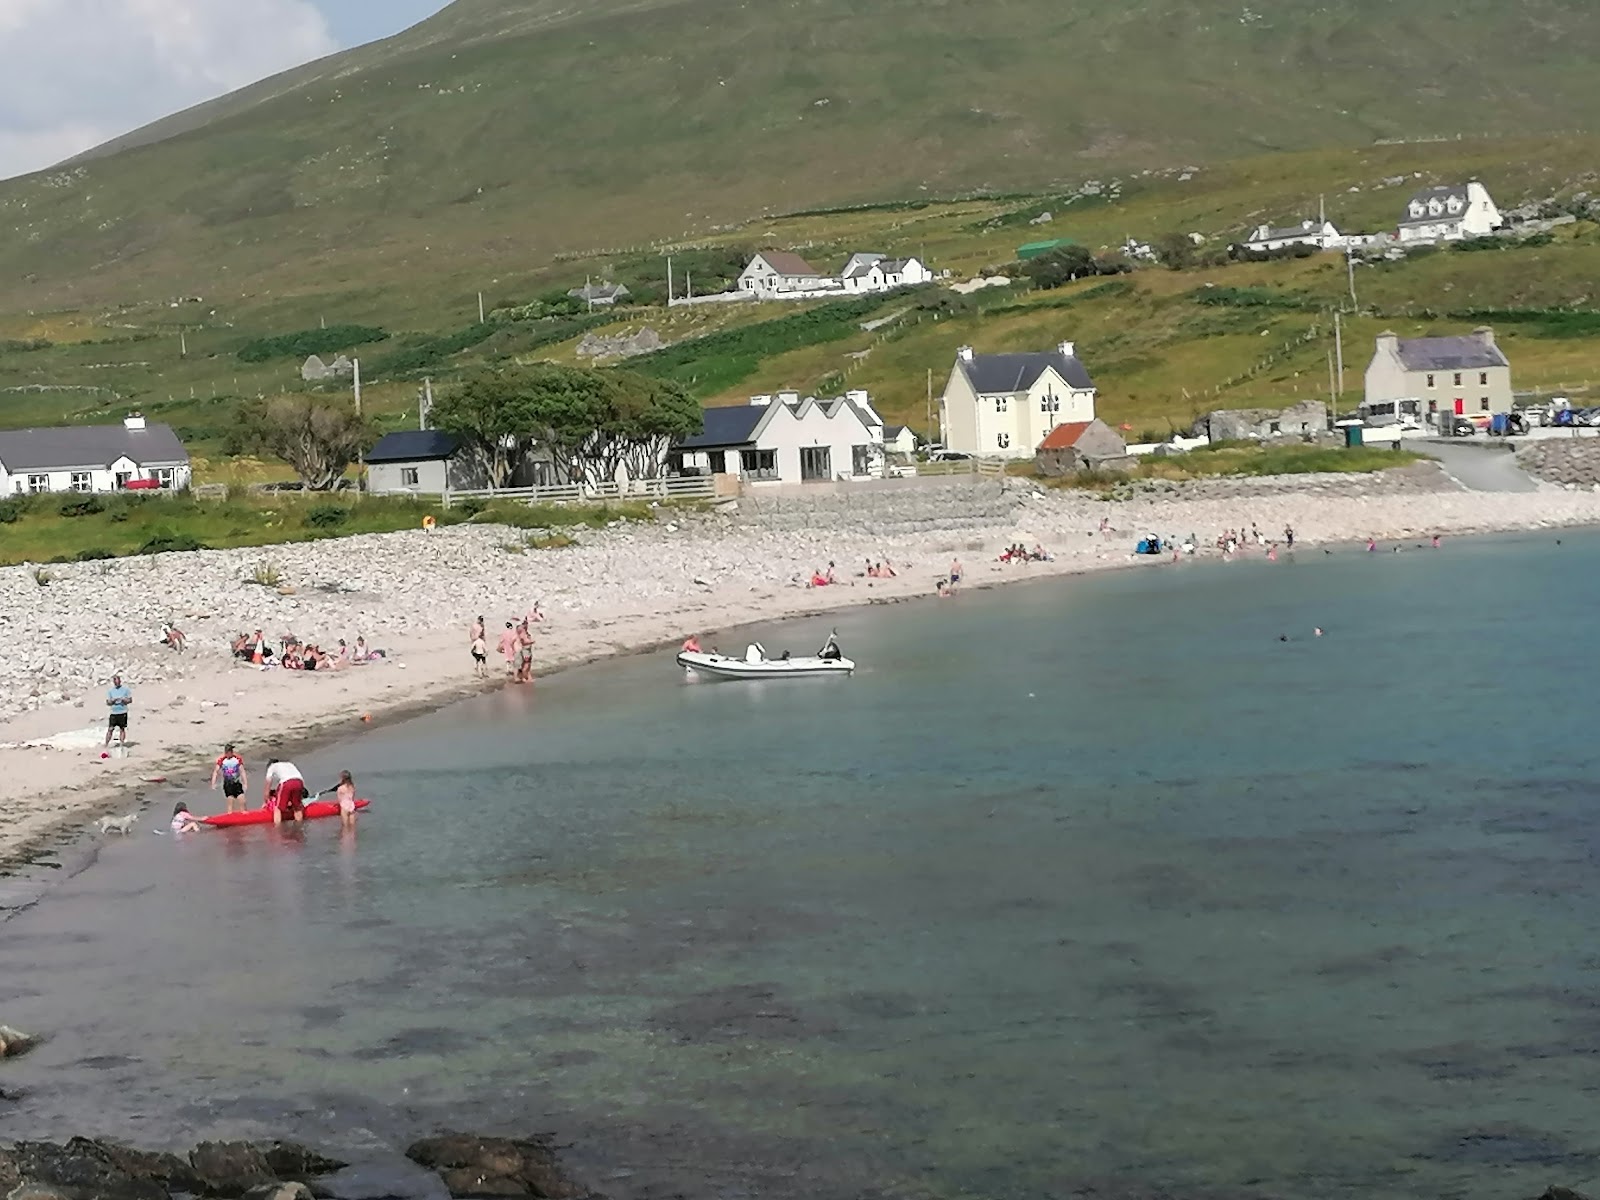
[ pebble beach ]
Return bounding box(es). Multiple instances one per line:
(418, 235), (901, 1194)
(4, 463), (1599, 864)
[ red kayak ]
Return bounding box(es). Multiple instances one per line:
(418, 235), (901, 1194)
(202, 799), (371, 828)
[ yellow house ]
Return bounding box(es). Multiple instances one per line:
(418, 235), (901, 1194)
(938, 342), (1096, 458)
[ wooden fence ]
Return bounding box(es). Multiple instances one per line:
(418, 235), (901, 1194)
(426, 475), (719, 508)
(911, 457), (1007, 479)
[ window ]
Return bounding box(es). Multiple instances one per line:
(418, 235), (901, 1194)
(799, 446), (832, 482)
(1040, 393), (1061, 415)
(114, 471), (132, 489)
(1428, 399), (1438, 414)
(997, 432), (1011, 450)
(738, 449), (777, 481)
(1480, 397), (1491, 412)
(1426, 374), (1435, 388)
(400, 467), (420, 487)
(1453, 373), (1462, 386)
(27, 474), (48, 494)
(1479, 372), (1489, 386)
(851, 445), (873, 477)
(70, 472), (92, 493)
(994, 396), (1008, 413)
(156, 468), (175, 488)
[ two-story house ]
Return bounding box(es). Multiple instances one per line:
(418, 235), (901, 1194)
(1397, 182), (1502, 243)
(674, 391), (883, 484)
(938, 341), (1096, 458)
(1363, 327), (1513, 424)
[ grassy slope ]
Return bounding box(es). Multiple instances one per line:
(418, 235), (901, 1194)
(3, 0), (1600, 314)
(6, 136), (1600, 467)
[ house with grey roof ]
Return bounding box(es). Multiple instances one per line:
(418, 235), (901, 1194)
(938, 341), (1097, 458)
(1240, 219), (1345, 254)
(1397, 181), (1502, 243)
(365, 429), (490, 494)
(1363, 327), (1512, 426)
(567, 281), (632, 307)
(0, 414), (191, 496)
(737, 251), (837, 299)
(840, 253), (934, 294)
(674, 390), (882, 484)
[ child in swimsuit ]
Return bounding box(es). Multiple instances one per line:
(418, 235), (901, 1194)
(171, 803), (202, 833)
(336, 771), (358, 830)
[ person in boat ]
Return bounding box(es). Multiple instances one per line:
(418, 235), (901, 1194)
(818, 632), (843, 661)
(681, 634), (703, 654)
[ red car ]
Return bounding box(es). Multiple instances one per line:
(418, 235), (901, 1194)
(121, 478), (162, 490)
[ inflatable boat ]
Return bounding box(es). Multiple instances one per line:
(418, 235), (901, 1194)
(677, 648), (855, 680)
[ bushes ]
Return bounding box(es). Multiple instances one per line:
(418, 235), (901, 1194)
(236, 324), (388, 363)
(305, 503), (351, 529)
(57, 494), (107, 518)
(0, 498), (21, 524)
(139, 531), (206, 554)
(75, 547), (114, 561)
(1192, 286), (1307, 310)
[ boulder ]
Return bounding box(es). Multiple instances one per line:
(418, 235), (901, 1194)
(189, 1142), (276, 1197)
(404, 1135), (593, 1200)
(240, 1183), (316, 1200)
(0, 1023), (36, 1057)
(3, 1140), (171, 1200)
(259, 1143), (348, 1181)
(1532, 1190), (1594, 1200)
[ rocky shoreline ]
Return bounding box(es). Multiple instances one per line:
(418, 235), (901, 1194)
(0, 1134), (598, 1200)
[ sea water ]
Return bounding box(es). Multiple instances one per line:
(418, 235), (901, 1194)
(4, 531), (1600, 1200)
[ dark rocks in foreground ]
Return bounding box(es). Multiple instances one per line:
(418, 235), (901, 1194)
(405, 1134), (597, 1200)
(0, 1135), (596, 1200)
(0, 1139), (347, 1200)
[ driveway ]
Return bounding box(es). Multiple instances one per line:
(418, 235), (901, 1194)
(1418, 439), (1545, 493)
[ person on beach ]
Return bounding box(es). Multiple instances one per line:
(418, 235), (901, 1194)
(1431, 533), (1441, 548)
(469, 615), (485, 644)
(171, 803), (202, 833)
(352, 636), (370, 664)
(335, 770), (358, 830)
(211, 743), (249, 813)
(949, 558), (963, 588)
(1284, 525), (1295, 550)
(498, 622), (517, 674)
(471, 629), (489, 677)
(161, 621), (186, 652)
(104, 674), (132, 750)
(515, 623), (535, 685)
(1367, 537), (1377, 552)
(1267, 544), (1278, 562)
(264, 758), (307, 825)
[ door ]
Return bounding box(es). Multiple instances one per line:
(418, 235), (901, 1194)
(800, 446), (832, 482)
(1454, 399), (1464, 415)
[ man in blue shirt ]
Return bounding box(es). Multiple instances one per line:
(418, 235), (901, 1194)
(104, 674), (132, 749)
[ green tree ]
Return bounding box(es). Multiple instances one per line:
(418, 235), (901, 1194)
(1020, 244), (1096, 289)
(430, 367), (546, 488)
(1153, 232), (1197, 271)
(242, 395), (371, 490)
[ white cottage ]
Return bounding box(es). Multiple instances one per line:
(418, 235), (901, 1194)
(1397, 181), (1502, 243)
(737, 251), (834, 298)
(840, 253), (935, 293)
(938, 342), (1097, 458)
(1240, 219), (1345, 253)
(0, 414), (191, 495)
(675, 392), (882, 484)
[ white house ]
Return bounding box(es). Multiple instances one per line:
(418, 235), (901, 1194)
(1241, 219), (1345, 253)
(939, 341), (1097, 459)
(1363, 327), (1513, 424)
(0, 414), (191, 495)
(737, 251), (835, 298)
(840, 253), (935, 293)
(675, 392), (882, 484)
(883, 424), (918, 457)
(1397, 181), (1502, 243)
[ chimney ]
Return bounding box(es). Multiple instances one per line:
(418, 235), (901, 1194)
(957, 345), (974, 362)
(1376, 330), (1399, 355)
(749, 394), (772, 407)
(1475, 325), (1496, 348)
(845, 389), (869, 405)
(776, 389), (800, 404)
(1058, 340), (1076, 359)
(123, 412), (146, 431)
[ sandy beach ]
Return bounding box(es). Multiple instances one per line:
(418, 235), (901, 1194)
(4, 463), (1598, 866)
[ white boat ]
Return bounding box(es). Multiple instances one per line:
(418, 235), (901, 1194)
(677, 641), (855, 680)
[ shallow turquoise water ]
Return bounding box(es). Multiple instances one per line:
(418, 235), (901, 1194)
(5, 531), (1600, 1199)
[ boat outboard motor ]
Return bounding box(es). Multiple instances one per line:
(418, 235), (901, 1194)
(818, 633), (843, 661)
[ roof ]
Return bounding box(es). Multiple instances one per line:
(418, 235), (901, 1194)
(752, 251), (822, 278)
(1392, 334), (1509, 372)
(568, 282), (630, 301)
(884, 424), (910, 439)
(1038, 421), (1094, 450)
(959, 349), (1094, 394)
(1248, 221), (1323, 243)
(1399, 184), (1470, 225)
(678, 404), (766, 450)
(0, 422), (189, 473)
(365, 430), (462, 464)
(842, 253), (885, 279)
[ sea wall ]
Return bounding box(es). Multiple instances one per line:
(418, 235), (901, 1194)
(1518, 439), (1600, 487)
(731, 478), (1022, 534)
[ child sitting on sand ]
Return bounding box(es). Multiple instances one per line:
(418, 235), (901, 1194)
(171, 803), (202, 833)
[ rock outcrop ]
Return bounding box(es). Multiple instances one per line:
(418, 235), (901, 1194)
(405, 1134), (596, 1200)
(0, 1139), (344, 1200)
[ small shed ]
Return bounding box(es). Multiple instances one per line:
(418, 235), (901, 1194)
(366, 430), (482, 493)
(1034, 419), (1131, 475)
(1016, 238), (1075, 261)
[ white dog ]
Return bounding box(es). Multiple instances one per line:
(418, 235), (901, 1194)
(96, 813), (138, 835)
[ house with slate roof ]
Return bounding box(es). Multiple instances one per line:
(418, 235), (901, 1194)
(938, 341), (1097, 458)
(674, 390), (882, 484)
(840, 252), (934, 294)
(567, 281), (631, 307)
(365, 429), (486, 493)
(737, 251), (837, 298)
(1363, 327), (1512, 425)
(1240, 219), (1345, 254)
(0, 414), (190, 496)
(1397, 181), (1502, 243)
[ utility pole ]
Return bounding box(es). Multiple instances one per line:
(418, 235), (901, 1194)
(686, 271), (692, 300)
(585, 276), (593, 313)
(421, 377), (433, 430)
(666, 256), (674, 305)
(179, 328), (187, 359)
(1334, 311), (1345, 408)
(926, 368), (933, 442)
(1346, 247), (1359, 309)
(354, 358), (364, 491)
(1327, 350), (1338, 427)
(478, 292), (485, 324)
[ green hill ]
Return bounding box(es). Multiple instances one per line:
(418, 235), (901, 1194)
(4, 0), (1600, 310)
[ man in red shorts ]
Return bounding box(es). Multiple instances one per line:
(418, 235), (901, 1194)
(263, 758), (307, 825)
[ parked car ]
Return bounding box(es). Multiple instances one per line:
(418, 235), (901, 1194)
(1446, 416), (1477, 437)
(928, 450), (971, 462)
(121, 478), (162, 490)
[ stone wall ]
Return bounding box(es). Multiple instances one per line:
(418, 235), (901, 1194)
(1517, 439), (1600, 487)
(730, 477), (1023, 534)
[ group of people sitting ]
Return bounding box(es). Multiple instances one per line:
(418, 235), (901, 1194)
(998, 543), (1051, 563)
(864, 559), (898, 578)
(230, 629), (384, 670)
